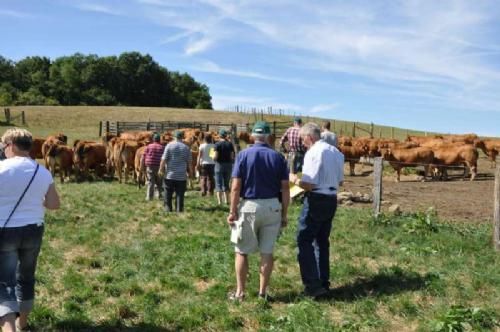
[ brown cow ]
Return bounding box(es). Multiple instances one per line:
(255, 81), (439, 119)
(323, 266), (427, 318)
(406, 135), (443, 145)
(41, 133), (67, 162)
(475, 139), (500, 168)
(380, 147), (434, 182)
(46, 144), (73, 183)
(338, 145), (367, 176)
(114, 139), (141, 183)
(119, 131), (153, 142)
(431, 144), (478, 181)
(30, 138), (45, 159)
(73, 141), (107, 180)
(442, 133), (478, 145)
(134, 146), (147, 188)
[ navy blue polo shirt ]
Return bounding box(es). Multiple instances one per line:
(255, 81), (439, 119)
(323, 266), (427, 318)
(232, 142), (289, 199)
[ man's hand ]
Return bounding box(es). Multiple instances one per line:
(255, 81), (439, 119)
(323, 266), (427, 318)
(227, 212), (238, 226)
(289, 173), (297, 183)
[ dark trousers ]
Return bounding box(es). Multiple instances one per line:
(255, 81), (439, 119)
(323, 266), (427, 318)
(0, 224), (44, 317)
(199, 164), (215, 195)
(164, 179), (187, 212)
(297, 192), (337, 292)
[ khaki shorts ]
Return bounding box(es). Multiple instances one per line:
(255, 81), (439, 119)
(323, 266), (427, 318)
(231, 198), (282, 254)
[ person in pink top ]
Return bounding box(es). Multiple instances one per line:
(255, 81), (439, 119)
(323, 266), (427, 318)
(141, 133), (165, 201)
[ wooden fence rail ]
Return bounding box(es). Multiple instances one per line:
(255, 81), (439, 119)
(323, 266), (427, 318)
(3, 108), (25, 125)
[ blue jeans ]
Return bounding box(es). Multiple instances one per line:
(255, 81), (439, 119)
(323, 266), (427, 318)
(0, 224), (44, 318)
(288, 152), (304, 174)
(297, 193), (337, 292)
(164, 179), (187, 212)
(214, 163), (232, 192)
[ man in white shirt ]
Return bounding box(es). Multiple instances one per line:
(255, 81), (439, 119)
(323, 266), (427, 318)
(290, 123), (344, 298)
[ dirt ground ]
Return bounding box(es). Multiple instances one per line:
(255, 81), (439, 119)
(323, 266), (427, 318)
(341, 157), (496, 223)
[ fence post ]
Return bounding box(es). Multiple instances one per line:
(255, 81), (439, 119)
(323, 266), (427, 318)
(21, 111), (25, 125)
(4, 108), (10, 124)
(333, 120), (336, 133)
(373, 157), (383, 218)
(391, 127), (395, 139)
(370, 122), (374, 138)
(494, 166), (500, 251)
(106, 121), (110, 134)
(99, 121), (102, 137)
(352, 122), (356, 137)
(273, 121), (276, 135)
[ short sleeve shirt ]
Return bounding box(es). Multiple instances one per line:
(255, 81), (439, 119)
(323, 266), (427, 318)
(161, 141), (192, 181)
(302, 140), (344, 195)
(199, 143), (215, 165)
(0, 157), (53, 227)
(215, 140), (234, 163)
(232, 142), (289, 199)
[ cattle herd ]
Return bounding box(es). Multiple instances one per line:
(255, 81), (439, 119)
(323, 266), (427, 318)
(338, 133), (500, 181)
(24, 130), (500, 184)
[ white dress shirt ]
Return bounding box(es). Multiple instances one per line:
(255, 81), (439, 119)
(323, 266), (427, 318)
(301, 140), (344, 195)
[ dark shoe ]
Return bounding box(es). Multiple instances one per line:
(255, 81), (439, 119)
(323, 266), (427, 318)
(304, 287), (328, 299)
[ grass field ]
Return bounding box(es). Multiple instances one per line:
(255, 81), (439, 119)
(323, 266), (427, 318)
(28, 180), (499, 331)
(2, 106), (429, 142)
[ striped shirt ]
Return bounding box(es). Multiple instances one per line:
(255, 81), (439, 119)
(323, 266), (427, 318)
(161, 140), (192, 181)
(144, 142), (165, 167)
(302, 140), (344, 195)
(280, 126), (305, 152)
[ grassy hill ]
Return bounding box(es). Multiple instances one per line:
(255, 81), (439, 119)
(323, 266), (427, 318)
(2, 106), (429, 141)
(29, 182), (499, 331)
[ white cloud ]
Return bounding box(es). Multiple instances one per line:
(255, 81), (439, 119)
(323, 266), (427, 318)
(0, 9), (33, 18)
(309, 104), (340, 114)
(76, 3), (122, 16)
(192, 60), (308, 87)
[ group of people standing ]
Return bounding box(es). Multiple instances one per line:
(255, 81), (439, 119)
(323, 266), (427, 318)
(0, 119), (342, 331)
(141, 129), (235, 212)
(228, 119), (343, 300)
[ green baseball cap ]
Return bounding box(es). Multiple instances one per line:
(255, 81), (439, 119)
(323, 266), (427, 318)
(219, 128), (228, 137)
(252, 121), (271, 134)
(293, 117), (302, 124)
(152, 133), (161, 141)
(174, 130), (184, 139)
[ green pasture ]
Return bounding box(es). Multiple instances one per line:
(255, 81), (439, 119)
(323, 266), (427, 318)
(2, 106), (428, 142)
(27, 180), (499, 331)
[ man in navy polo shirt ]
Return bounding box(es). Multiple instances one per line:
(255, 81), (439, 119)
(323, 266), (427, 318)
(227, 121), (290, 301)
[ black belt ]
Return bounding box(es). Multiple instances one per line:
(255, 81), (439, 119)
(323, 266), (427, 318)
(312, 187), (336, 192)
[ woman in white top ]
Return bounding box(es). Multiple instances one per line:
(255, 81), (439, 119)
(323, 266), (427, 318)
(0, 128), (60, 332)
(197, 134), (216, 196)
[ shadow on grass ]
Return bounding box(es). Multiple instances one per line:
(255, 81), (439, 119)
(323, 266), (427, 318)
(274, 267), (438, 303)
(197, 204), (229, 212)
(50, 319), (173, 331)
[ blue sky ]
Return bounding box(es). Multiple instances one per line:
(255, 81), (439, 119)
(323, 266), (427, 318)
(2, 0), (500, 136)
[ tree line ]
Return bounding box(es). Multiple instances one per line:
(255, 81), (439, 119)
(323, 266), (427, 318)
(0, 52), (212, 109)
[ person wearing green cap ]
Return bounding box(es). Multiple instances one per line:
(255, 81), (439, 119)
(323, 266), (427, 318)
(280, 117), (306, 174)
(227, 121), (290, 301)
(214, 128), (235, 205)
(141, 133), (165, 201)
